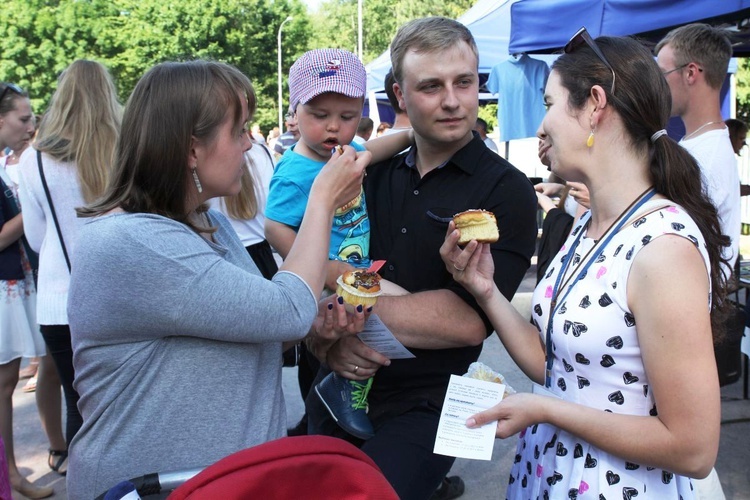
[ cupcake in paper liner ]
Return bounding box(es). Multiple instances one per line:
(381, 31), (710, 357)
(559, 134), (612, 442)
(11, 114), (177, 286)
(464, 361), (516, 398)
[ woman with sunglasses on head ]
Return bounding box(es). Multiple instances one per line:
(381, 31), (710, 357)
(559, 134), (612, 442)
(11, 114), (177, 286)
(18, 61), (122, 477)
(64, 60), (367, 498)
(0, 83), (56, 498)
(441, 32), (726, 499)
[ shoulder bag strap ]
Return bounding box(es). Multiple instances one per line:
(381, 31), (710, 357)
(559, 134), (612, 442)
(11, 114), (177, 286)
(37, 150), (71, 272)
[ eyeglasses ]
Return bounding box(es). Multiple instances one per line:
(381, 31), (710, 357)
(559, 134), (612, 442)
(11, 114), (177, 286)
(662, 63), (703, 76)
(564, 27), (616, 95)
(0, 83), (23, 104)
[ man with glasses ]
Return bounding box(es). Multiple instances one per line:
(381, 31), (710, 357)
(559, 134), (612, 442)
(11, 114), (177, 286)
(656, 23), (736, 500)
(656, 24), (740, 278)
(273, 107), (300, 157)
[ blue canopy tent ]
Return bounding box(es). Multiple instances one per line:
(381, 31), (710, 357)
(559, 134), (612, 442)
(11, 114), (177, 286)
(508, 0), (750, 55)
(508, 0), (750, 138)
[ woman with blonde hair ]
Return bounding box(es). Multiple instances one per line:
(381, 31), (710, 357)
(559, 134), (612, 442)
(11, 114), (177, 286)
(18, 60), (122, 466)
(209, 140), (278, 279)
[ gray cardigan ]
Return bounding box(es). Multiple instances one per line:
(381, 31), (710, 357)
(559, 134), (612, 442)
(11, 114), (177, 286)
(66, 210), (316, 498)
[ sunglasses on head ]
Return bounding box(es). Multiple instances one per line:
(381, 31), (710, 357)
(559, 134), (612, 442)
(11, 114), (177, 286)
(0, 83), (23, 104)
(564, 27), (617, 95)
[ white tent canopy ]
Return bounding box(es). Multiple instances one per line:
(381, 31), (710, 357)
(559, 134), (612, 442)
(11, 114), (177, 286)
(365, 0), (534, 93)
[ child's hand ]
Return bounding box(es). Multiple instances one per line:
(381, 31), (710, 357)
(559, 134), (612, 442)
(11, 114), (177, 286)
(313, 145), (371, 212)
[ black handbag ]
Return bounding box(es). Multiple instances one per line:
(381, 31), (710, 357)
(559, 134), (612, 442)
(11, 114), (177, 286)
(0, 175), (38, 284)
(715, 280), (746, 387)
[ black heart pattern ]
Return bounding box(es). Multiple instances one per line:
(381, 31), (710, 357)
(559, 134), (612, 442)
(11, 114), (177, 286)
(532, 424), (539, 434)
(546, 471), (563, 486)
(559, 302), (567, 314)
(623, 486), (639, 499)
(514, 453), (521, 463)
(568, 488), (578, 499)
(580, 295), (591, 308)
(623, 372), (639, 384)
(614, 244), (623, 256)
(642, 235), (651, 245)
(577, 376), (590, 389)
(564, 320), (588, 337)
(521, 474), (527, 488)
(633, 217), (646, 228)
(598, 293), (613, 307)
(574, 443), (583, 458)
(650, 404), (658, 416)
(612, 281), (617, 289)
(572, 225), (581, 236)
(643, 385), (649, 397)
(534, 445), (540, 459)
(563, 358), (574, 372)
(671, 222), (685, 231)
(626, 246), (634, 260)
(600, 354), (616, 367)
(595, 253), (606, 263)
(625, 462), (640, 470)
(556, 442), (568, 456)
(575, 353), (590, 365)
(606, 470), (620, 485)
(544, 490), (549, 500)
(572, 254), (581, 266)
(546, 267), (555, 279)
(662, 470), (674, 484)
(608, 391), (625, 405)
(544, 433), (558, 453)
(599, 495), (607, 500)
(508, 474), (515, 484)
(534, 304), (543, 316)
(606, 336), (624, 349)
(585, 453), (597, 468)
(688, 234), (699, 247)
(526, 461), (532, 475)
(624, 312), (636, 327)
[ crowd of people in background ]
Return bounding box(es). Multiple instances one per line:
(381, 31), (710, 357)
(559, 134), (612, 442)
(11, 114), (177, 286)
(0, 13), (745, 500)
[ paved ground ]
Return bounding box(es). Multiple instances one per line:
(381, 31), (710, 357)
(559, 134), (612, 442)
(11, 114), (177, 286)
(10, 264), (750, 499)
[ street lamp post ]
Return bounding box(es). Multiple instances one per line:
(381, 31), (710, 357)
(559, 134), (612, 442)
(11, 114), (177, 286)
(278, 16), (293, 132)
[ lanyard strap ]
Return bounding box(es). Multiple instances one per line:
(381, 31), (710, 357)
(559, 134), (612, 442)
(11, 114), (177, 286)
(544, 188), (656, 388)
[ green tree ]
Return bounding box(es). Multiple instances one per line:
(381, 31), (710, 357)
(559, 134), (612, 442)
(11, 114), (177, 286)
(736, 58), (750, 122)
(0, 0), (310, 132)
(308, 0), (474, 64)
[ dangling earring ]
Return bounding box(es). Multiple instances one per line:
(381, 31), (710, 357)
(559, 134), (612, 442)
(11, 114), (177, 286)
(586, 130), (595, 148)
(192, 166), (203, 193)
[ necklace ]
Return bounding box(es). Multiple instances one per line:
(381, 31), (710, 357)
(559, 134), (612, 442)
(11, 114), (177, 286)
(682, 121), (722, 141)
(544, 186), (656, 388)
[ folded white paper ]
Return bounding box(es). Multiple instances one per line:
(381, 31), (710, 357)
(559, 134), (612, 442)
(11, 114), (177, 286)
(356, 314), (415, 359)
(434, 374), (504, 460)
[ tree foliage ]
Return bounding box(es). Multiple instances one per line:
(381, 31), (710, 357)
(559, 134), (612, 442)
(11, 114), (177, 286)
(0, 0), (310, 131)
(308, 0), (475, 64)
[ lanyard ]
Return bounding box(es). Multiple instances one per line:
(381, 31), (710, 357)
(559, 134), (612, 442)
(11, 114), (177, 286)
(544, 188), (656, 388)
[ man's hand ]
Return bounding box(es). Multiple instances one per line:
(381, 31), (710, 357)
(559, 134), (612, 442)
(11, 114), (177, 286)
(326, 335), (390, 381)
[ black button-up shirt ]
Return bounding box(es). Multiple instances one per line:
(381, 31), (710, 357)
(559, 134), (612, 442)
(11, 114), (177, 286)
(363, 133), (537, 419)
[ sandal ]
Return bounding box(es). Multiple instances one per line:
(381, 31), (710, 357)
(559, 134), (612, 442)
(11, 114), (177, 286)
(48, 449), (68, 475)
(22, 376), (37, 393)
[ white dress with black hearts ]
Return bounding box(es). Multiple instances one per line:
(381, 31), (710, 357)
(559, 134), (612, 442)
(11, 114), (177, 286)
(507, 202), (708, 500)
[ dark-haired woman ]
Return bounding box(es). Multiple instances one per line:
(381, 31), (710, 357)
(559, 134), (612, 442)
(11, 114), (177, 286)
(66, 60), (368, 498)
(441, 33), (726, 499)
(0, 84), (54, 498)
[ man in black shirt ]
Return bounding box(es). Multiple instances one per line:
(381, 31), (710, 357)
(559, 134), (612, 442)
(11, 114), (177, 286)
(319, 17), (537, 499)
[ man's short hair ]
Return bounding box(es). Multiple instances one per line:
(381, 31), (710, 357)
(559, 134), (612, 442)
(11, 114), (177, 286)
(475, 118), (488, 133)
(384, 69), (403, 115)
(655, 23), (732, 90)
(389, 17), (478, 85)
(357, 116), (374, 136)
